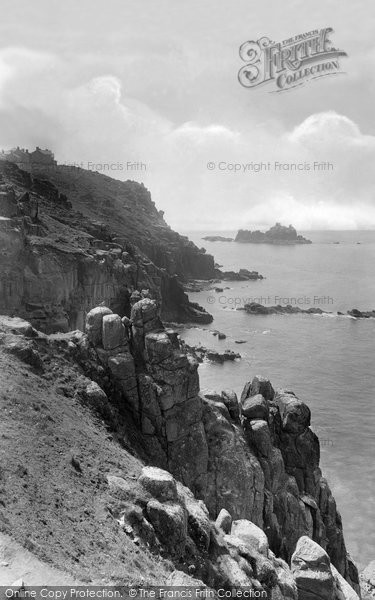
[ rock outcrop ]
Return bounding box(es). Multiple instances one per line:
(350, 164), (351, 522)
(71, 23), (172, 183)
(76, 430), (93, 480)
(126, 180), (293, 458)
(361, 561), (375, 599)
(0, 160), (213, 332)
(235, 223), (312, 245)
(291, 537), (360, 600)
(202, 236), (233, 242)
(243, 303), (329, 315)
(218, 269), (264, 281)
(347, 308), (375, 319)
(0, 309), (360, 597)
(69, 300), (359, 596)
(132, 465), (299, 596)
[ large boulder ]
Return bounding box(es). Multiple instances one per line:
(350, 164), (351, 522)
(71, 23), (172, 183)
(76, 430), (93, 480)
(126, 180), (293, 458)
(241, 394), (269, 421)
(202, 398), (264, 524)
(221, 389), (240, 421)
(146, 499), (187, 557)
(82, 381), (108, 413)
(291, 536), (334, 600)
(107, 352), (139, 414)
(215, 508), (232, 534)
(139, 466), (178, 502)
(231, 519), (269, 556)
(245, 419), (272, 457)
(102, 313), (127, 350)
(177, 482), (211, 551)
(275, 391), (311, 434)
(86, 306), (112, 345)
(241, 376), (275, 403)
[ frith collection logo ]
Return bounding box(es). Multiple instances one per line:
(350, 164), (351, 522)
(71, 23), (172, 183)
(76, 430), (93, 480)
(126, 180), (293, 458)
(238, 28), (347, 92)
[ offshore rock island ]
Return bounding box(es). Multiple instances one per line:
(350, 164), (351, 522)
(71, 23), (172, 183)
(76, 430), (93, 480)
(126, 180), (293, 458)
(235, 223), (312, 245)
(0, 149), (366, 597)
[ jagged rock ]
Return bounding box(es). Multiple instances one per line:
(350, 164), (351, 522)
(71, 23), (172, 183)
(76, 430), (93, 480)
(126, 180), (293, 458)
(107, 352), (139, 414)
(177, 482), (211, 551)
(146, 499), (187, 557)
(132, 298), (163, 333)
(215, 508), (232, 534)
(139, 466), (178, 502)
(242, 376), (275, 402)
(246, 420), (272, 457)
(167, 421), (208, 499)
(291, 536), (334, 600)
(202, 396), (264, 524)
(102, 314), (127, 350)
(242, 394), (269, 421)
(86, 306), (112, 345)
(145, 332), (174, 363)
(275, 390), (311, 434)
(231, 519), (269, 556)
(221, 389), (240, 421)
(83, 381), (108, 412)
(331, 564), (360, 600)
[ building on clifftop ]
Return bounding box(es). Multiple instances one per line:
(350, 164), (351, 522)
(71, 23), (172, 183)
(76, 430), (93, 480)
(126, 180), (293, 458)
(0, 146), (56, 172)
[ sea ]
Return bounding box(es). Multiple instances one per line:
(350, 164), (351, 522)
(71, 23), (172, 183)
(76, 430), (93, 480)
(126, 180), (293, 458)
(180, 230), (375, 569)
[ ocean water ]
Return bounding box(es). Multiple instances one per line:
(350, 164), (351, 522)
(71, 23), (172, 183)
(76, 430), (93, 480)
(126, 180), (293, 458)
(181, 230), (375, 568)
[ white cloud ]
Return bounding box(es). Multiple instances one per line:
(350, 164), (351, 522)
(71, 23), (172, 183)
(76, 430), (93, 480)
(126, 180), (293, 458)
(1, 48), (375, 231)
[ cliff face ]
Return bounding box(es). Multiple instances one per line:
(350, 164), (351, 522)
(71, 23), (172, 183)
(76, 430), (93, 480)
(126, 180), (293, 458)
(0, 160), (213, 332)
(0, 156), (360, 597)
(0, 308), (359, 597)
(73, 299), (358, 595)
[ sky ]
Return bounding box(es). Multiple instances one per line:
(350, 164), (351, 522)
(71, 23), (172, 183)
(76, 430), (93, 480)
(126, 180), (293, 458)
(1, 0), (375, 230)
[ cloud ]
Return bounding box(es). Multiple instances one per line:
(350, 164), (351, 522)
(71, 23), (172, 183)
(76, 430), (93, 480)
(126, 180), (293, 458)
(1, 47), (375, 231)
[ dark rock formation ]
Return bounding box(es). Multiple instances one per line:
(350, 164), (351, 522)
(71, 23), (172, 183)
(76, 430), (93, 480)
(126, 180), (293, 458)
(243, 303), (329, 315)
(135, 465), (299, 595)
(217, 268), (264, 281)
(0, 159), (213, 332)
(181, 342), (241, 363)
(235, 223), (312, 245)
(291, 537), (354, 600)
(0, 310), (360, 597)
(347, 308), (375, 318)
(64, 300), (359, 596)
(202, 236), (233, 242)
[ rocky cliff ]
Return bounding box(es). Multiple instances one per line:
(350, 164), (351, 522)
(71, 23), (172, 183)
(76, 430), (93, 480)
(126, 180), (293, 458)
(0, 159), (214, 332)
(0, 306), (360, 597)
(0, 156), (361, 597)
